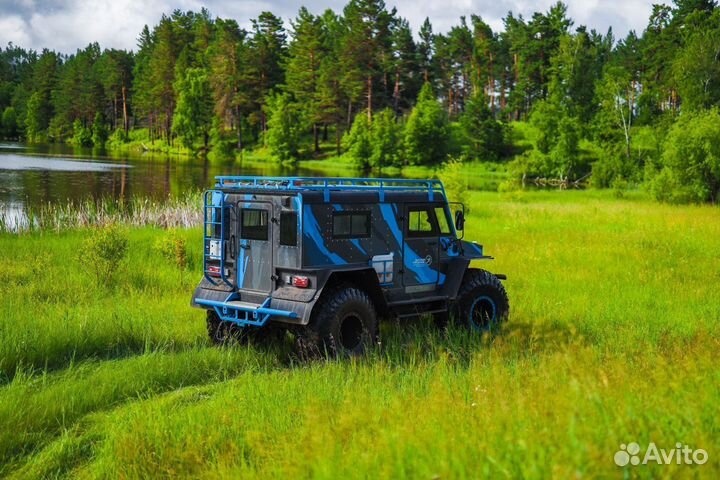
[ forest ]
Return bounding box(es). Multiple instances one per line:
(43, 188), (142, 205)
(1, 0), (720, 203)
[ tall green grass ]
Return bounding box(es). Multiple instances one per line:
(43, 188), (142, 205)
(0, 190), (718, 478)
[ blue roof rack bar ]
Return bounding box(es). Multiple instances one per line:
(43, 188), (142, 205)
(214, 176), (447, 202)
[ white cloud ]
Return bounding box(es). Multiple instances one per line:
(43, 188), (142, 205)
(0, 0), (657, 53)
(0, 14), (31, 47)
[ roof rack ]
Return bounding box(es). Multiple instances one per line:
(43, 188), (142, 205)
(214, 176), (446, 202)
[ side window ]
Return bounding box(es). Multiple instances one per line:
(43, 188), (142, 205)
(407, 207), (439, 237)
(332, 211), (370, 239)
(435, 207), (452, 235)
(240, 209), (268, 240)
(279, 211), (298, 246)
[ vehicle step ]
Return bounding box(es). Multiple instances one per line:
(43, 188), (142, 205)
(225, 300), (264, 310)
(389, 295), (448, 306)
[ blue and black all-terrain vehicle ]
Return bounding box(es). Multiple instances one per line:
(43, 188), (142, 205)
(191, 177), (509, 356)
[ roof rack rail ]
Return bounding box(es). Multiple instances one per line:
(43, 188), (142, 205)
(214, 176), (446, 202)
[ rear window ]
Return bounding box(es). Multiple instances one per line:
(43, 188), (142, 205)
(332, 211), (370, 239)
(241, 209), (268, 240)
(280, 211), (298, 246)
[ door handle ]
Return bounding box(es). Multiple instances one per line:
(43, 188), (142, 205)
(240, 244), (251, 250)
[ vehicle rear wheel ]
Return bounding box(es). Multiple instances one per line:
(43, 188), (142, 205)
(297, 285), (378, 358)
(452, 269), (509, 332)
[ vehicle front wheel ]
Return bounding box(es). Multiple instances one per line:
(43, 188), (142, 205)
(297, 285), (378, 358)
(452, 269), (509, 332)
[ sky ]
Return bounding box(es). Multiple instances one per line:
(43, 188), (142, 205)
(0, 0), (658, 53)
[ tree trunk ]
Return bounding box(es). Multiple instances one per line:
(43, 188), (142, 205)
(393, 72), (400, 114)
(323, 124), (328, 141)
(336, 123), (341, 156)
(313, 123), (319, 153)
(121, 85), (129, 135)
(113, 97), (118, 130)
(367, 75), (373, 121)
(236, 107), (243, 151)
(347, 100), (353, 129)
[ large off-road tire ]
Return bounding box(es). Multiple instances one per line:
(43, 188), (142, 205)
(297, 285), (378, 358)
(206, 310), (283, 346)
(451, 269), (509, 332)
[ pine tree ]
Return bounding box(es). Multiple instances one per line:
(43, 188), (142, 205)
(250, 11), (288, 136)
(286, 7), (326, 152)
(339, 0), (395, 122)
(342, 109), (372, 167)
(265, 92), (303, 161)
(459, 93), (505, 161)
(404, 83), (449, 165)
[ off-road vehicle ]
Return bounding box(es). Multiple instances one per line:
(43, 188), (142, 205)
(191, 176), (509, 355)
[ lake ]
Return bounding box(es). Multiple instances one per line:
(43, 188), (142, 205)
(0, 143), (504, 230)
(0, 143), (356, 223)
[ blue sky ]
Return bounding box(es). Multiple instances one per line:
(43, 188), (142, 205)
(0, 0), (657, 53)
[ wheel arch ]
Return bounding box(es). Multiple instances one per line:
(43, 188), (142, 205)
(316, 268), (389, 314)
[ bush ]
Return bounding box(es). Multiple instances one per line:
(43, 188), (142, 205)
(651, 108), (720, 203)
(438, 157), (469, 212)
(154, 230), (188, 270)
(80, 224), (129, 285)
(72, 119), (93, 147)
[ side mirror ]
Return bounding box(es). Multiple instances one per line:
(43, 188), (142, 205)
(455, 210), (465, 231)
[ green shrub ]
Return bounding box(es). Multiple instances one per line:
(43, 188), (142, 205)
(80, 224), (129, 284)
(438, 157), (469, 212)
(72, 119), (93, 147)
(651, 108), (720, 204)
(154, 230), (188, 270)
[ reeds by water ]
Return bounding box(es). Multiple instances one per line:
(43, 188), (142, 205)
(0, 192), (202, 233)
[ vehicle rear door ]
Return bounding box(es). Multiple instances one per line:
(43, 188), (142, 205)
(402, 204), (441, 292)
(236, 200), (273, 293)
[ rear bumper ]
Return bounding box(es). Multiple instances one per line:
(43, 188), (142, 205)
(195, 295), (297, 327)
(192, 286), (314, 326)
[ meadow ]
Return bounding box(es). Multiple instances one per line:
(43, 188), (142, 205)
(0, 190), (718, 478)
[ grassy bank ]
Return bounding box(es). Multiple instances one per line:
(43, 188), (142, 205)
(0, 191), (718, 478)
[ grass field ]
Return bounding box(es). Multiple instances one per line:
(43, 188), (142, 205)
(0, 190), (718, 478)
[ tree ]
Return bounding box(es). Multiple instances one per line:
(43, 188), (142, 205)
(672, 10), (720, 111)
(25, 91), (48, 142)
(1, 107), (17, 138)
(92, 112), (109, 146)
(370, 108), (402, 168)
(265, 92), (303, 161)
(343, 110), (373, 167)
(459, 93), (505, 161)
(592, 65), (638, 186)
(286, 7), (325, 152)
(651, 108), (720, 203)
(339, 0), (395, 122)
(172, 68), (213, 149)
(250, 11), (288, 136)
(404, 83), (449, 165)
(96, 49), (134, 134)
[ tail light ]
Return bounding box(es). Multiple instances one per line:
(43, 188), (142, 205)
(207, 265), (221, 277)
(292, 276), (310, 288)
